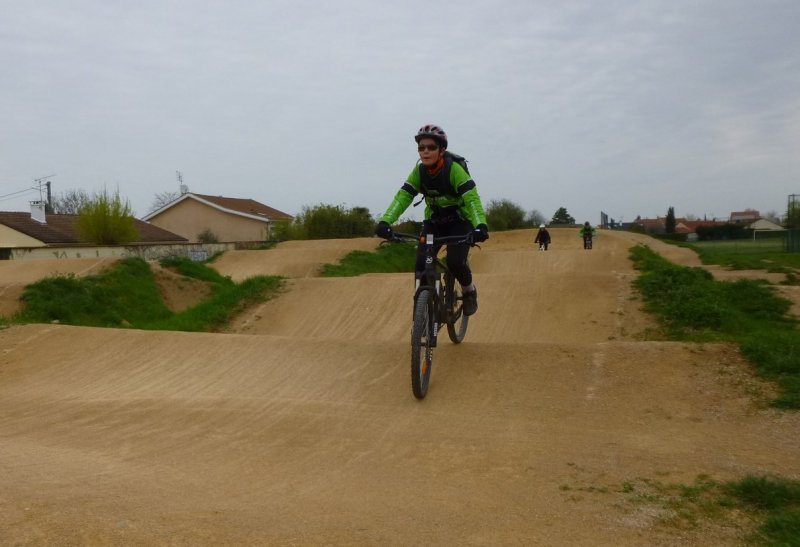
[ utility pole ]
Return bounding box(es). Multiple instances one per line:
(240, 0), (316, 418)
(177, 170), (188, 195)
(33, 174), (56, 213)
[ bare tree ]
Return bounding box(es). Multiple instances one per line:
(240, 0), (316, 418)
(51, 189), (92, 214)
(526, 209), (546, 227)
(150, 191), (180, 213)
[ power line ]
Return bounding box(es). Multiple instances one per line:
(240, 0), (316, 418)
(0, 186), (38, 202)
(1, 175), (57, 204)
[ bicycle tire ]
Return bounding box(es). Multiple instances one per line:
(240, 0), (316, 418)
(444, 272), (469, 343)
(411, 289), (434, 399)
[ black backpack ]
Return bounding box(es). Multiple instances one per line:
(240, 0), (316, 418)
(417, 151), (470, 200)
(445, 151), (470, 175)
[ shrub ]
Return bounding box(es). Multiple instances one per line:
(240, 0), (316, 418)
(277, 204), (374, 240)
(76, 188), (139, 245)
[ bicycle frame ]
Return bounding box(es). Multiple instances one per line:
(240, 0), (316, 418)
(384, 230), (474, 399)
(394, 231), (472, 346)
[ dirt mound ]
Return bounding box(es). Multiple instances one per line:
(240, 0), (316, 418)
(1, 229), (798, 545)
(150, 263), (213, 313)
(0, 257), (118, 318)
(0, 257), (213, 317)
(212, 237), (380, 281)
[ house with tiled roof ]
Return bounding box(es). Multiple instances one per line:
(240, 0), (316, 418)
(633, 216), (726, 236)
(1, 202), (188, 259)
(729, 210), (760, 223)
(142, 193), (293, 243)
(632, 216), (667, 234)
(676, 219), (723, 233)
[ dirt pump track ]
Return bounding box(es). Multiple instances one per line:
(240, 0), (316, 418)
(1, 229), (798, 545)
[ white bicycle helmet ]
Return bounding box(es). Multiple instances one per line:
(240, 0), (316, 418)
(414, 124), (448, 149)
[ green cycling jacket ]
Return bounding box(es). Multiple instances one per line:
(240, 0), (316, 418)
(379, 156), (487, 227)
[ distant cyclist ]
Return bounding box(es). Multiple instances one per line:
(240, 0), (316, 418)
(375, 124), (488, 316)
(534, 224), (551, 250)
(579, 221), (596, 249)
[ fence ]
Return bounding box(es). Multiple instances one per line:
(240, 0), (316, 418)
(691, 231), (788, 254)
(788, 229), (800, 253)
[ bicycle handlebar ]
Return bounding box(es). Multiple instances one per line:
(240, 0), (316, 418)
(388, 232), (475, 246)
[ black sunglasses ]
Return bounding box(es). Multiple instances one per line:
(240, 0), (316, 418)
(417, 144), (439, 152)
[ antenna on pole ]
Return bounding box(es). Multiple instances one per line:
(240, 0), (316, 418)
(33, 174), (56, 204)
(177, 170), (188, 194)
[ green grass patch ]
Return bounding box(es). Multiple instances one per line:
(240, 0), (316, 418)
(144, 274), (280, 332)
(14, 256), (282, 332)
(681, 238), (800, 275)
(725, 475), (800, 545)
(630, 244), (800, 408)
(160, 254), (230, 283)
(320, 241), (416, 277)
(611, 474), (800, 544)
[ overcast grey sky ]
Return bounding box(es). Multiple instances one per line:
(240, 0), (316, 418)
(2, 0), (798, 225)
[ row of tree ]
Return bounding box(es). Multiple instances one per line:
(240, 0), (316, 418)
(271, 200), (580, 240)
(48, 186), (584, 243)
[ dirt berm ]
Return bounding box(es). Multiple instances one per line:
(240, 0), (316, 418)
(1, 229), (798, 545)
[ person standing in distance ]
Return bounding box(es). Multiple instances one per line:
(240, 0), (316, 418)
(375, 124), (489, 316)
(534, 224), (551, 250)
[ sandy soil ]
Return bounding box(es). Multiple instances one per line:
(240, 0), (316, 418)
(1, 229), (798, 546)
(150, 264), (213, 313)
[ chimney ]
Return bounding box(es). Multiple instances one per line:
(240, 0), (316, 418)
(30, 200), (47, 224)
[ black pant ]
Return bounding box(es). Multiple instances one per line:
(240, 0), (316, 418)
(416, 218), (473, 286)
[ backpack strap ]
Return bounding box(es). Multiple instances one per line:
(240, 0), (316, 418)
(418, 156), (457, 198)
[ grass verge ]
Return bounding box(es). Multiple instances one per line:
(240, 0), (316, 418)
(13, 256), (282, 332)
(726, 475), (800, 545)
(320, 241), (416, 277)
(563, 474), (800, 545)
(675, 239), (800, 281)
(630, 244), (800, 408)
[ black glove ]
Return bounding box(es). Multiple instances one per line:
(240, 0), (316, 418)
(473, 224), (489, 243)
(375, 221), (393, 240)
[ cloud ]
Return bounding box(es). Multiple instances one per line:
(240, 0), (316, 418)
(1, 0), (798, 223)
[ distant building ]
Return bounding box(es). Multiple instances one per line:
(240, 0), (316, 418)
(143, 193), (293, 243)
(0, 202), (187, 260)
(747, 218), (785, 231)
(729, 210), (760, 223)
(632, 216), (667, 234)
(633, 215), (726, 236)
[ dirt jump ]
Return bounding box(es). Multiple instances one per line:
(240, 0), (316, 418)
(1, 228), (798, 545)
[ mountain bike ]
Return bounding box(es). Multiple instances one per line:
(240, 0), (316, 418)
(386, 232), (475, 399)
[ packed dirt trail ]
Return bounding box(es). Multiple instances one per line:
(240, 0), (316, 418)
(1, 228), (798, 545)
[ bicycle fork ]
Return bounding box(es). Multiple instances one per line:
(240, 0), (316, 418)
(414, 278), (440, 348)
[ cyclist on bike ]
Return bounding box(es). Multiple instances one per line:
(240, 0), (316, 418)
(534, 224), (551, 250)
(579, 221), (596, 247)
(375, 124), (489, 316)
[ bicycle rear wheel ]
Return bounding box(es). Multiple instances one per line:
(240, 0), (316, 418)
(411, 289), (434, 399)
(445, 273), (469, 343)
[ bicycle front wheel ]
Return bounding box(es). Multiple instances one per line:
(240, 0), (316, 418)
(445, 273), (469, 343)
(411, 289), (435, 399)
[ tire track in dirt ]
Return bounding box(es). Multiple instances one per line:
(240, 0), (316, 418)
(1, 229), (798, 545)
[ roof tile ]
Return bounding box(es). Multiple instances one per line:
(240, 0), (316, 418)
(0, 212), (187, 244)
